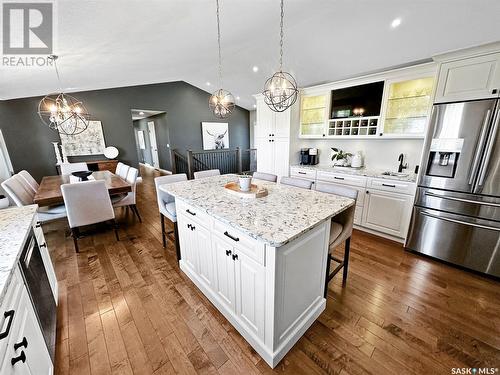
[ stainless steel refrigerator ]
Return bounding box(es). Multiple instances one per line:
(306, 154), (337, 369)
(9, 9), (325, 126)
(406, 98), (500, 277)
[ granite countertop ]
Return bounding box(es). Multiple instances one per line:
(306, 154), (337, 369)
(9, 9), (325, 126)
(0, 205), (37, 304)
(161, 175), (354, 247)
(291, 164), (418, 182)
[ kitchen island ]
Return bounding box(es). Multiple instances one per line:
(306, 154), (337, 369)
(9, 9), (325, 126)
(161, 175), (354, 367)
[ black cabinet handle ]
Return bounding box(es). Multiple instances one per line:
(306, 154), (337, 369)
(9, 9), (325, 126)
(35, 222), (41, 228)
(14, 337), (27, 351)
(0, 310), (14, 340)
(272, 134), (274, 136)
(186, 209), (196, 216)
(224, 231), (239, 242)
(298, 171), (306, 175)
(225, 249), (232, 256)
(39, 243), (47, 248)
(271, 140), (274, 142)
(232, 253), (238, 261)
(11, 351), (26, 366)
(334, 177), (344, 180)
(492, 89), (498, 94)
(382, 183), (396, 188)
(187, 224), (192, 229)
(268, 139), (271, 142)
(269, 134), (272, 136)
(191, 225), (196, 231)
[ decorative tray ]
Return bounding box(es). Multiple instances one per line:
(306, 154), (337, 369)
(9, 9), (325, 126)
(224, 182), (268, 199)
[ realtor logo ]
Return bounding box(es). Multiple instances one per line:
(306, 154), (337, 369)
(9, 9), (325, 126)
(2, 2), (53, 54)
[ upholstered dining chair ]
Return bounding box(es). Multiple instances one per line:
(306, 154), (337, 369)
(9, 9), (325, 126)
(112, 166), (141, 222)
(115, 162), (124, 176)
(252, 171), (277, 182)
(118, 164), (130, 179)
(154, 173), (187, 261)
(1, 175), (67, 223)
(60, 162), (89, 175)
(280, 176), (313, 189)
(315, 182), (358, 296)
(18, 170), (39, 194)
(61, 180), (118, 252)
(193, 169), (220, 179)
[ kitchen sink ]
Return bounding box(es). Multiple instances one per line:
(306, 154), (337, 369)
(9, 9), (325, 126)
(381, 171), (409, 177)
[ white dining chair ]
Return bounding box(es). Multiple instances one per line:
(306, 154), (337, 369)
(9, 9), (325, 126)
(252, 171), (277, 182)
(1, 175), (67, 223)
(18, 170), (39, 193)
(61, 180), (118, 252)
(154, 173), (187, 261)
(193, 169), (220, 179)
(112, 166), (141, 222)
(115, 162), (124, 175)
(60, 162), (89, 175)
(118, 164), (130, 179)
(315, 182), (358, 296)
(280, 176), (313, 189)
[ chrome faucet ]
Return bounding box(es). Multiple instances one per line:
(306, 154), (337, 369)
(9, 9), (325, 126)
(398, 153), (408, 173)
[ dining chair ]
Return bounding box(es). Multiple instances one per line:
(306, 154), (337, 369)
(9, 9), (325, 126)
(18, 170), (39, 193)
(1, 175), (67, 223)
(115, 162), (124, 176)
(280, 176), (313, 189)
(61, 180), (118, 252)
(154, 173), (187, 261)
(315, 182), (358, 296)
(252, 171), (277, 182)
(112, 166), (141, 222)
(60, 162), (89, 175)
(193, 169), (220, 179)
(118, 164), (130, 179)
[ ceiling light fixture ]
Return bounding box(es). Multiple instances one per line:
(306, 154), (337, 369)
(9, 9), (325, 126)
(236, 96), (240, 100)
(262, 0), (298, 113)
(252, 66), (259, 73)
(139, 111), (145, 115)
(38, 55), (90, 135)
(206, 81), (211, 86)
(209, 0), (235, 119)
(391, 18), (401, 28)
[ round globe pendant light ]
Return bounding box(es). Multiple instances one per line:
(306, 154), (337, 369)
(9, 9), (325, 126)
(209, 0), (235, 119)
(38, 55), (91, 135)
(262, 0), (298, 112)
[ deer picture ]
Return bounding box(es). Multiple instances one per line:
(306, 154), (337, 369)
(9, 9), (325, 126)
(206, 129), (228, 149)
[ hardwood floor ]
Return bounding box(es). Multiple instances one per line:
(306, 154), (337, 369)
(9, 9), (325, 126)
(45, 166), (500, 375)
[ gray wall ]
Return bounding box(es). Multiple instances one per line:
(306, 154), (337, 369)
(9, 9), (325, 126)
(0, 81), (250, 181)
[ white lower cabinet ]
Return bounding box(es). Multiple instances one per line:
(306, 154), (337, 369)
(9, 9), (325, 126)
(212, 235), (236, 311)
(361, 189), (414, 238)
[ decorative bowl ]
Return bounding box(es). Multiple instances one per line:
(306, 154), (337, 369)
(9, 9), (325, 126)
(72, 171), (93, 181)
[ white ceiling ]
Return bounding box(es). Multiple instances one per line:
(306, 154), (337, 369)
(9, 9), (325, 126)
(1, 0), (500, 110)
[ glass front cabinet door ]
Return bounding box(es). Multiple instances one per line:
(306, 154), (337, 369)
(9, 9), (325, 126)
(381, 76), (435, 137)
(299, 93), (329, 137)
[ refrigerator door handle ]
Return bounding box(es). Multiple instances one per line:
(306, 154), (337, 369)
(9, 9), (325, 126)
(424, 191), (500, 207)
(468, 109), (492, 185)
(421, 211), (500, 232)
(476, 108), (500, 188)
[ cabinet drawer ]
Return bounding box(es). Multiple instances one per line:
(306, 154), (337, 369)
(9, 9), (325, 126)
(176, 200), (212, 228)
(317, 171), (367, 188)
(213, 220), (265, 265)
(368, 178), (416, 195)
(290, 167), (316, 180)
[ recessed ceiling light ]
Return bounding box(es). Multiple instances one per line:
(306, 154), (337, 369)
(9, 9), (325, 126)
(391, 18), (401, 28)
(252, 66), (259, 73)
(139, 111), (144, 115)
(253, 104), (257, 108)
(236, 96), (240, 100)
(206, 81), (211, 86)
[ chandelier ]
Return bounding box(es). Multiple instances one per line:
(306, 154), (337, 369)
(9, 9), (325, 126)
(262, 0), (298, 112)
(209, 0), (235, 119)
(38, 55), (90, 135)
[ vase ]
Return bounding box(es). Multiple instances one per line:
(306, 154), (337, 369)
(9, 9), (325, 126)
(238, 175), (252, 192)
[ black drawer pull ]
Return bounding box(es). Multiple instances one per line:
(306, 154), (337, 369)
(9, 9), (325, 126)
(224, 231), (239, 242)
(298, 171), (306, 175)
(39, 243), (47, 248)
(187, 224), (192, 229)
(35, 222), (41, 228)
(225, 249), (232, 256)
(186, 209), (196, 216)
(232, 253), (238, 261)
(191, 225), (196, 231)
(11, 351), (26, 366)
(382, 183), (396, 188)
(14, 337), (27, 351)
(0, 310), (14, 340)
(334, 177), (344, 180)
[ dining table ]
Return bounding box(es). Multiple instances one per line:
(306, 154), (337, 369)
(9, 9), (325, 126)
(33, 170), (132, 207)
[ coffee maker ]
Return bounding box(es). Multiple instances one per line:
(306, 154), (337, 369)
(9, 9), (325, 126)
(300, 148), (319, 165)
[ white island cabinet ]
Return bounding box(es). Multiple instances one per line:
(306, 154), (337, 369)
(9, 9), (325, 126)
(161, 175), (354, 368)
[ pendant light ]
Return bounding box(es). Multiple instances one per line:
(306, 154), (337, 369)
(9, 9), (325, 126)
(262, 0), (298, 112)
(209, 0), (235, 119)
(38, 55), (90, 135)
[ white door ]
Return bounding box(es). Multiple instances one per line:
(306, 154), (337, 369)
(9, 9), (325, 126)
(255, 138), (274, 174)
(147, 121), (160, 169)
(177, 215), (198, 274)
(273, 137), (290, 179)
(212, 236), (236, 312)
(234, 250), (265, 340)
(194, 224), (215, 290)
(361, 190), (413, 238)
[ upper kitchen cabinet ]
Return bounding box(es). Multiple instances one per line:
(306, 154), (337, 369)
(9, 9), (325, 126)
(380, 76), (435, 137)
(434, 52), (500, 103)
(299, 93), (329, 138)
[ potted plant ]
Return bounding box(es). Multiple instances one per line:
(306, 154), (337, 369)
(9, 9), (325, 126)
(238, 173), (252, 192)
(0, 194), (9, 209)
(330, 148), (352, 167)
